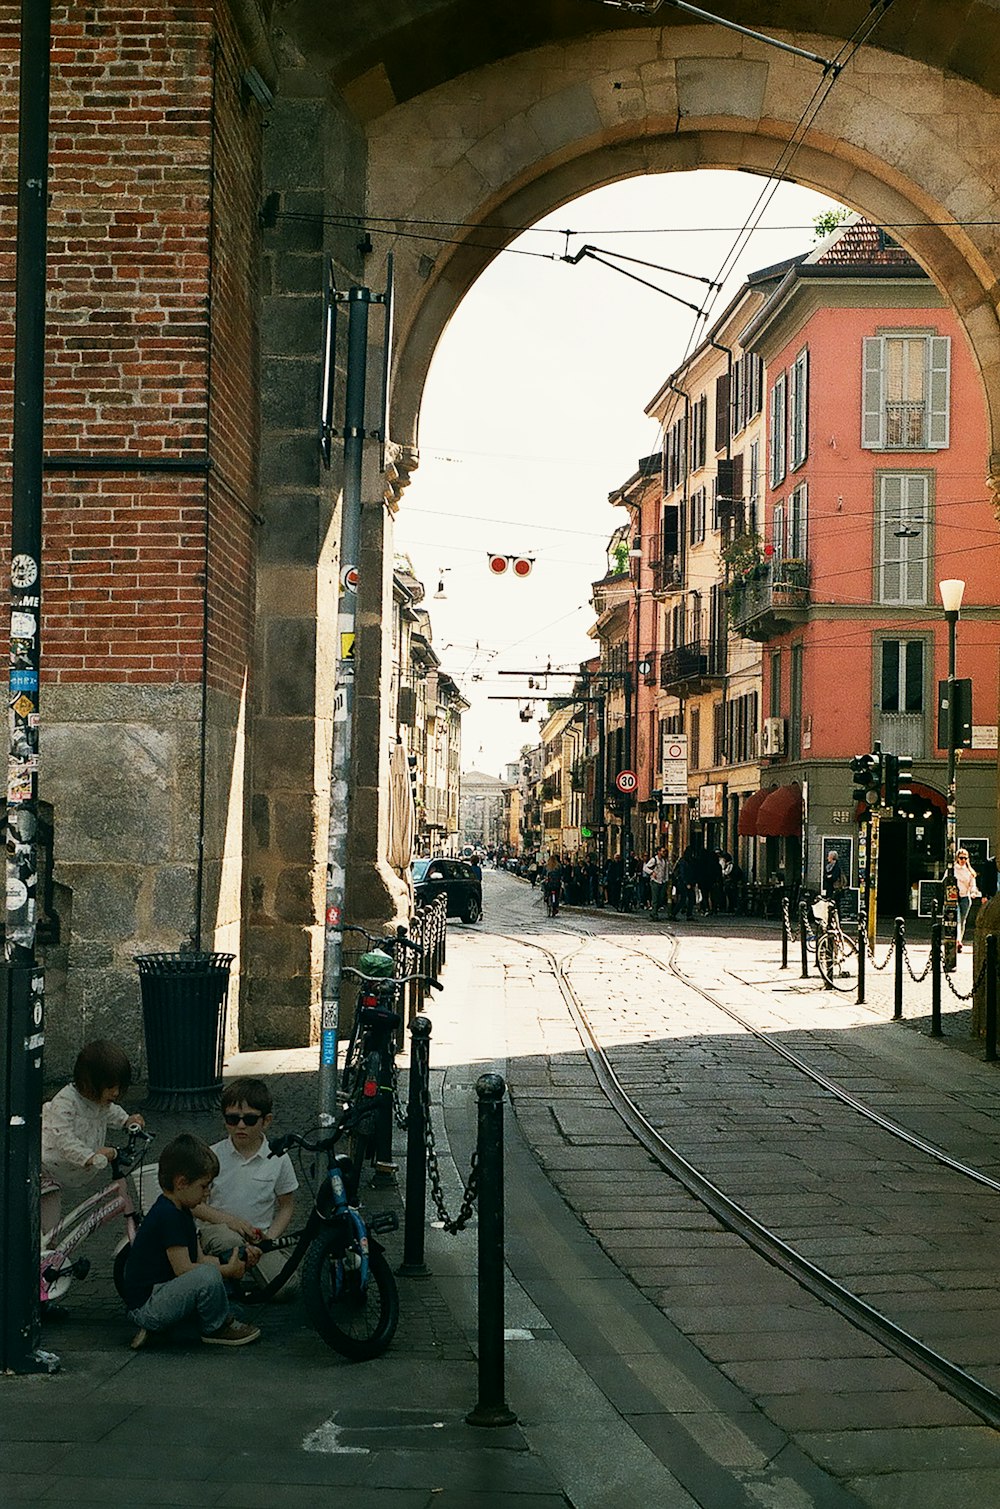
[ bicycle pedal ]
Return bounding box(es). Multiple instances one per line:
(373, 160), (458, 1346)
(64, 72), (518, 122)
(367, 1210), (399, 1235)
(70, 1257), (91, 1281)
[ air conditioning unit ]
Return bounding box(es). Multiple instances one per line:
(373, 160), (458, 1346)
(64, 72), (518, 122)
(762, 716), (786, 757)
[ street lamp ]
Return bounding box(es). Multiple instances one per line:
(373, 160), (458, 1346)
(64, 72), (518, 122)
(939, 577), (965, 971)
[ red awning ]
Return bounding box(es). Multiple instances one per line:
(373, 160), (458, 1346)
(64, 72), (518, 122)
(756, 782), (803, 838)
(738, 787), (777, 837)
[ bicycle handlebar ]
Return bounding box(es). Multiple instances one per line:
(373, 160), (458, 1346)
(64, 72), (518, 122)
(340, 924), (422, 956)
(342, 966), (443, 990)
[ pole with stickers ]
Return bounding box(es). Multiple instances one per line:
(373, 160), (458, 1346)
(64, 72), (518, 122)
(316, 264), (394, 1133)
(1, 0), (57, 1375)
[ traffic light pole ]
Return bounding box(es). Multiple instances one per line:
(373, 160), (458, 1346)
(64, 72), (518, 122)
(942, 603), (961, 973)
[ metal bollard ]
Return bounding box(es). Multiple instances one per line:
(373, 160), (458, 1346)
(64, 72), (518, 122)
(986, 934), (998, 1064)
(466, 1073), (517, 1428)
(799, 902), (809, 979)
(399, 1014), (432, 1276)
(930, 909), (943, 1038)
(893, 917), (904, 1020)
(780, 900), (789, 970)
(856, 918), (865, 1005)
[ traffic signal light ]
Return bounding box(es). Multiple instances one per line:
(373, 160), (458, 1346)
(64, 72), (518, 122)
(883, 752), (914, 813)
(849, 747), (883, 807)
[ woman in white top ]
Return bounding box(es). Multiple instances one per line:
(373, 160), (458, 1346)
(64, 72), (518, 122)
(954, 849), (980, 951)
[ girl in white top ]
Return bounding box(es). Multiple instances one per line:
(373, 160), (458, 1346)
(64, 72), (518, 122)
(41, 1040), (144, 1231)
(954, 850), (981, 950)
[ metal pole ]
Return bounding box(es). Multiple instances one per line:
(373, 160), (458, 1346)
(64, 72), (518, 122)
(318, 286), (372, 1128)
(893, 917), (904, 1020)
(931, 906), (943, 1038)
(1, 0), (58, 1377)
(780, 899), (788, 969)
(986, 933), (997, 1064)
(399, 1015), (431, 1276)
(856, 916), (866, 1005)
(799, 901), (809, 978)
(595, 693), (606, 906)
(942, 607), (959, 973)
(466, 1073), (517, 1428)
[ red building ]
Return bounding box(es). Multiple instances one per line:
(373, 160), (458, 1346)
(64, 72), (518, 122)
(737, 218), (1000, 911)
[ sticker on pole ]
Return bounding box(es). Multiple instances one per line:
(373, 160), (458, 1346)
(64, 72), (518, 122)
(11, 555), (37, 590)
(340, 564), (359, 591)
(615, 769), (637, 794)
(340, 632), (355, 660)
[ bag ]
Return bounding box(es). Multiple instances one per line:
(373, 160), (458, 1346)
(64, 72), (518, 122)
(834, 873), (846, 891)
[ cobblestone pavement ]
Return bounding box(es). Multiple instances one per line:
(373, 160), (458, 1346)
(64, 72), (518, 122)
(6, 869), (1000, 1507)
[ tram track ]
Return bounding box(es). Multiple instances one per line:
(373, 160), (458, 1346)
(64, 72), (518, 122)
(497, 919), (1000, 1431)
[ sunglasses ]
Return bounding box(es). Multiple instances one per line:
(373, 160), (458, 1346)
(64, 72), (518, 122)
(223, 1111), (262, 1127)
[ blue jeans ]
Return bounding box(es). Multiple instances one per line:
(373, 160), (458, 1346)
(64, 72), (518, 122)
(128, 1264), (230, 1335)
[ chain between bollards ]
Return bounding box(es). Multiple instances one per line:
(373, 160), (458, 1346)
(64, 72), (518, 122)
(780, 898), (789, 970)
(799, 901), (809, 979)
(466, 1073), (517, 1429)
(856, 916), (865, 1005)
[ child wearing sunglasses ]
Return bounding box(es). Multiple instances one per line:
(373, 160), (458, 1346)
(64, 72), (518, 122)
(192, 1077), (298, 1292)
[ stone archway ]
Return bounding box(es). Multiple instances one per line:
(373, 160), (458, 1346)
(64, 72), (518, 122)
(361, 29), (1000, 483)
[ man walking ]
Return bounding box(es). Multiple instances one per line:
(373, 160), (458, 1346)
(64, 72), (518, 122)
(645, 846), (670, 921)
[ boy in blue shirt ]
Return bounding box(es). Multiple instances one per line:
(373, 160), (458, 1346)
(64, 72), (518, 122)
(121, 1132), (260, 1349)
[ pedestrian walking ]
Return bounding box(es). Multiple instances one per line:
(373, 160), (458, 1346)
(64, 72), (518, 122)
(644, 847), (670, 920)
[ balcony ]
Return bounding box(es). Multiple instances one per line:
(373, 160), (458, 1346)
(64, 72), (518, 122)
(728, 557), (810, 642)
(651, 553), (683, 595)
(659, 639), (727, 693)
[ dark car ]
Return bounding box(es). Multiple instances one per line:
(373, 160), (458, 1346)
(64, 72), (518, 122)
(413, 857), (482, 923)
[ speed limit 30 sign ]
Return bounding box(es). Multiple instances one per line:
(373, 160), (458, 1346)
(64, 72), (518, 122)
(615, 769), (637, 794)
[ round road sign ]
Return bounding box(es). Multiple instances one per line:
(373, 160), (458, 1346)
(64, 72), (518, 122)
(615, 769), (637, 794)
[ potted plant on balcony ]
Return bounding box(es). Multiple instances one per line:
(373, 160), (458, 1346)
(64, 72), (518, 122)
(722, 534), (766, 625)
(771, 557), (809, 606)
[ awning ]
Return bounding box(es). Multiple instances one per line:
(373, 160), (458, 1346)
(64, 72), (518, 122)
(756, 782), (803, 838)
(738, 786), (776, 837)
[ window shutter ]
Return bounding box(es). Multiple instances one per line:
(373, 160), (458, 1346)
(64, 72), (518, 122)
(791, 348), (809, 468)
(715, 373), (731, 453)
(927, 336), (951, 449)
(772, 501), (785, 558)
(862, 337), (884, 449)
(903, 474), (928, 602)
(770, 375), (786, 485)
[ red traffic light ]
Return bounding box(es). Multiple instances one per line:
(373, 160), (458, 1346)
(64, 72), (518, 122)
(512, 556), (533, 578)
(488, 553), (508, 574)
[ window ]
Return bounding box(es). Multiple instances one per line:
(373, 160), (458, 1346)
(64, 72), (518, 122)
(862, 333), (950, 450)
(787, 482), (808, 560)
(689, 590), (702, 645)
(688, 486), (706, 545)
(790, 348), (809, 469)
(725, 689), (759, 764)
(690, 394), (708, 471)
(772, 499), (785, 558)
(715, 372), (731, 453)
(790, 642), (803, 759)
(690, 705), (701, 769)
(880, 639), (925, 712)
(877, 472), (929, 605)
(769, 650), (781, 717)
(712, 701), (725, 766)
(748, 439), (760, 536)
(770, 373), (787, 486)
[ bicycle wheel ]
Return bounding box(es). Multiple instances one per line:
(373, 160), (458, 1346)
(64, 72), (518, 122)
(816, 929), (858, 991)
(301, 1228), (399, 1360)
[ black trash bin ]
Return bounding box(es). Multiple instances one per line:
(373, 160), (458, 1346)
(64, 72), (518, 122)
(136, 952), (234, 1112)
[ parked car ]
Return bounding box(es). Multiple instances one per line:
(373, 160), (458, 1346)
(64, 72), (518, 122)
(413, 857), (483, 923)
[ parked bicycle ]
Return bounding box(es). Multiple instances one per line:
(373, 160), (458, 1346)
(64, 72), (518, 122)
(810, 891), (859, 990)
(41, 1124), (155, 1307)
(340, 949), (441, 1180)
(246, 1099), (406, 1359)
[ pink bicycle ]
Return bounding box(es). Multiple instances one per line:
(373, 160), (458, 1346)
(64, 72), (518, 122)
(40, 1125), (155, 1306)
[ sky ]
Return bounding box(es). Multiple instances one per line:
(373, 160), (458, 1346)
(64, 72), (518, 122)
(393, 170), (840, 778)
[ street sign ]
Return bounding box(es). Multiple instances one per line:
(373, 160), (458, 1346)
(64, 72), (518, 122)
(615, 769), (637, 794)
(660, 732), (688, 804)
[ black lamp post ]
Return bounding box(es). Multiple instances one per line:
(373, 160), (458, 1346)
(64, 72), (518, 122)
(939, 577), (965, 972)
